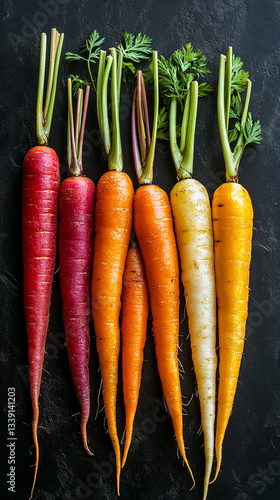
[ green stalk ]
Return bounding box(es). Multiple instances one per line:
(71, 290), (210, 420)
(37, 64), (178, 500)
(97, 52), (112, 155)
(44, 29), (58, 118)
(224, 46), (232, 132)
(96, 50), (105, 130)
(87, 57), (96, 93)
(217, 54), (236, 182)
(180, 80), (198, 179)
(36, 33), (47, 145)
(141, 50), (158, 184)
(36, 29), (64, 146)
(117, 50), (123, 104)
(108, 47), (123, 171)
(169, 97), (183, 177)
(44, 32), (64, 138)
(180, 90), (190, 153)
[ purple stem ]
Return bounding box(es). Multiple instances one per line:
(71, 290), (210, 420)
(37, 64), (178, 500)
(68, 78), (79, 173)
(132, 88), (143, 183)
(137, 71), (146, 162)
(140, 71), (151, 148)
(78, 86), (90, 172)
(75, 89), (82, 153)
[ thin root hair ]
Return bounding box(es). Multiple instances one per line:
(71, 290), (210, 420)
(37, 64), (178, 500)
(182, 393), (194, 406)
(121, 428), (126, 445)
(197, 424), (203, 436)
(95, 379), (103, 420)
(103, 415), (108, 433)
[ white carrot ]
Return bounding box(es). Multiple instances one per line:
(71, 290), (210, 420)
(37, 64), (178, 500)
(154, 45), (215, 499)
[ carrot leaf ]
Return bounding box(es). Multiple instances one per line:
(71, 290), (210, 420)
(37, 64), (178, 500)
(65, 30), (105, 93)
(117, 32), (153, 82)
(243, 114), (262, 146)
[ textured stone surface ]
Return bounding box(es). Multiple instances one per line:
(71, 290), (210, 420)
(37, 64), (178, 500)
(1, 0), (280, 498)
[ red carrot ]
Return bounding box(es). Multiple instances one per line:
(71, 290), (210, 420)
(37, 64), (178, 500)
(59, 81), (95, 454)
(22, 29), (63, 498)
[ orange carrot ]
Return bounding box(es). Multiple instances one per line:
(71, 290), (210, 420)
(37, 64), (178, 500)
(211, 47), (262, 482)
(132, 56), (194, 485)
(121, 235), (149, 468)
(91, 171), (133, 493)
(91, 47), (134, 494)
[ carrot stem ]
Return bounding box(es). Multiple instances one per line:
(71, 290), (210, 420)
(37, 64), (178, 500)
(132, 51), (158, 185)
(97, 51), (113, 157)
(75, 89), (83, 154)
(36, 33), (47, 145)
(78, 86), (90, 167)
(132, 89), (143, 183)
(218, 48), (254, 182)
(169, 97), (183, 175)
(137, 72), (147, 163)
(180, 80), (198, 178)
(224, 46), (232, 132)
(217, 53), (236, 182)
(36, 29), (64, 145)
(143, 51), (158, 184)
(44, 28), (58, 118)
(108, 47), (123, 171)
(180, 90), (190, 153)
(67, 79), (90, 176)
(68, 79), (80, 174)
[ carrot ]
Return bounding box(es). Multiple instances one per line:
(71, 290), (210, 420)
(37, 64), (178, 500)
(59, 82), (95, 454)
(164, 69), (215, 500)
(211, 47), (262, 483)
(91, 47), (134, 494)
(22, 29), (64, 498)
(121, 233), (149, 468)
(132, 55), (194, 485)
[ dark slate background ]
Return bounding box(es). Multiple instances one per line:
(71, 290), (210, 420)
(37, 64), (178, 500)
(1, 0), (280, 499)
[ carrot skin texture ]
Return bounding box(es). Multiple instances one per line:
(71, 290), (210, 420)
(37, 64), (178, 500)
(22, 145), (60, 495)
(121, 246), (149, 468)
(91, 171), (134, 494)
(170, 178), (216, 499)
(133, 184), (194, 484)
(212, 182), (253, 482)
(59, 176), (95, 454)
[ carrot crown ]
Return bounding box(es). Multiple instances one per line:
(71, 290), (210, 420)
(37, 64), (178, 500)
(218, 46), (262, 182)
(131, 51), (159, 185)
(67, 79), (90, 176)
(96, 47), (123, 171)
(169, 80), (198, 180)
(36, 29), (64, 146)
